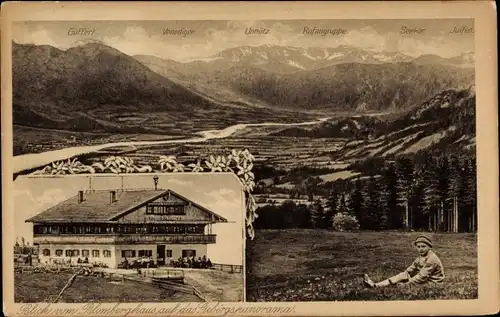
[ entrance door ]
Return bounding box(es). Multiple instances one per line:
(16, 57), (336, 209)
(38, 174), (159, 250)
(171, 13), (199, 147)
(156, 245), (166, 266)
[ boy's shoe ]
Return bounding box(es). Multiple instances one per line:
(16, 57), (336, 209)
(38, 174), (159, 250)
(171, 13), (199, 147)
(363, 274), (376, 288)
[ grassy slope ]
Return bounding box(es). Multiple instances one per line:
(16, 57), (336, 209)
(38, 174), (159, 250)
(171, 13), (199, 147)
(246, 230), (477, 301)
(15, 272), (201, 303)
(183, 270), (244, 302)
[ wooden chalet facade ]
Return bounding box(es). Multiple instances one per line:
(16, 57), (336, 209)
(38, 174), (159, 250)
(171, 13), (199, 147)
(26, 188), (228, 268)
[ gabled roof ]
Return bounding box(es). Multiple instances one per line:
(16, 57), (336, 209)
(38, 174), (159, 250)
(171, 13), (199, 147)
(26, 189), (227, 223)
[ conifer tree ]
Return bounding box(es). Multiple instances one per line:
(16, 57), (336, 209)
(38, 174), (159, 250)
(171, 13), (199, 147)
(420, 156), (440, 231)
(459, 155), (477, 232)
(447, 154), (461, 232)
(311, 199), (327, 229)
(346, 178), (364, 226)
(396, 157), (415, 229)
(382, 161), (400, 229)
(362, 178), (387, 230)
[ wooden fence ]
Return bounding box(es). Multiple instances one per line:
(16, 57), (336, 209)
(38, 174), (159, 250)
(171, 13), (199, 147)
(211, 263), (243, 274)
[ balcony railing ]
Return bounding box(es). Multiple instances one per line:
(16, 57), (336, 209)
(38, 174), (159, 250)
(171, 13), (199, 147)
(115, 234), (216, 244)
(34, 235), (115, 244)
(34, 234), (216, 245)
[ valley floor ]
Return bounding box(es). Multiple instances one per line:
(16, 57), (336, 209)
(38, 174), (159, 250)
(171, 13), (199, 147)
(245, 229), (477, 301)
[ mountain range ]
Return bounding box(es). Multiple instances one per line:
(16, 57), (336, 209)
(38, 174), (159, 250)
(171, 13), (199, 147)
(272, 87), (476, 158)
(13, 41), (475, 134)
(13, 42), (227, 133)
(136, 45), (474, 75)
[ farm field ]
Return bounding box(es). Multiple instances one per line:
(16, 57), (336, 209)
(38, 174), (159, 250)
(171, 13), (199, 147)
(82, 133), (347, 171)
(13, 125), (191, 156)
(14, 272), (201, 303)
(245, 229), (477, 301)
(13, 110), (319, 156)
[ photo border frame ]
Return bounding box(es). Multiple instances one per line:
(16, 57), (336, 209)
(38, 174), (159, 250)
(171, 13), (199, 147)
(2, 1), (498, 316)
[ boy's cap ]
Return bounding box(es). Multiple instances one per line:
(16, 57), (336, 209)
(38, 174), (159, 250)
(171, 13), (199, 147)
(414, 234), (433, 247)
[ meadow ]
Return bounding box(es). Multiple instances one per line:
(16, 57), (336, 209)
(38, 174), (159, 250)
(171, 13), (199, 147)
(245, 229), (477, 301)
(14, 272), (201, 303)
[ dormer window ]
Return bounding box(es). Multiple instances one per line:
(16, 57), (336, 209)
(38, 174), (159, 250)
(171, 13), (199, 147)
(146, 204), (186, 215)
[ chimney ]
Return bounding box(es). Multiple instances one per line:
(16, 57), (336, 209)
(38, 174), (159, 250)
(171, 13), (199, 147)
(153, 175), (159, 190)
(78, 191), (84, 203)
(110, 190), (117, 203)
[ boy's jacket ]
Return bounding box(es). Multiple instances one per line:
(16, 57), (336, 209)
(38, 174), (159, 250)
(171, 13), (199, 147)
(406, 249), (445, 284)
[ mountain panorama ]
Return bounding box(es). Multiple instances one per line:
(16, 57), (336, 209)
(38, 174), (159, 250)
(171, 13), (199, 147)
(12, 41), (475, 133)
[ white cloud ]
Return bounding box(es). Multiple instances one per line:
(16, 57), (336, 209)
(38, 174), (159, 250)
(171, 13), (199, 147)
(163, 177), (195, 187)
(12, 22), (471, 61)
(14, 188), (66, 211)
(13, 28), (59, 47)
(206, 187), (238, 202)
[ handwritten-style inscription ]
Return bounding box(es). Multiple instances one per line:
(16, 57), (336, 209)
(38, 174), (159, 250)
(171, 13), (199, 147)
(400, 26), (427, 34)
(68, 28), (96, 36)
(302, 27), (348, 36)
(162, 28), (195, 37)
(449, 25), (474, 34)
(244, 27), (270, 35)
(17, 302), (297, 316)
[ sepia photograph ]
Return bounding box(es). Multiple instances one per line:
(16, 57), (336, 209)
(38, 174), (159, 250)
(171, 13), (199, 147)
(11, 17), (478, 302)
(2, 1), (498, 317)
(13, 173), (245, 303)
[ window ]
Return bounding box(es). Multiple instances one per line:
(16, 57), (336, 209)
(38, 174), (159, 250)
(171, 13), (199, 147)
(73, 249), (80, 257)
(103, 250), (111, 258)
(55, 249), (63, 256)
(82, 249), (90, 257)
(92, 250), (100, 257)
(136, 226), (147, 234)
(121, 250), (136, 258)
(167, 205), (186, 215)
(42, 249), (50, 256)
(146, 204), (186, 215)
(166, 250), (173, 258)
(182, 249), (196, 258)
(65, 250), (72, 257)
(196, 225), (205, 234)
(138, 250), (153, 257)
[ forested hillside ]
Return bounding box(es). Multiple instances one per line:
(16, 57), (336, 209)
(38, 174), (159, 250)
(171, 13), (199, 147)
(253, 88), (477, 233)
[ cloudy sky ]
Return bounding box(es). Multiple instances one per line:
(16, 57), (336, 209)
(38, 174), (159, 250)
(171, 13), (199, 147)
(12, 173), (244, 245)
(12, 19), (474, 61)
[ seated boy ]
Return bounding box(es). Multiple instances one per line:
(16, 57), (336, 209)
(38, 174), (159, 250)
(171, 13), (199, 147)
(364, 234), (445, 288)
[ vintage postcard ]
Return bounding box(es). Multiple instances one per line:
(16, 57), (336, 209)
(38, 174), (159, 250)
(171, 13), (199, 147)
(2, 1), (498, 317)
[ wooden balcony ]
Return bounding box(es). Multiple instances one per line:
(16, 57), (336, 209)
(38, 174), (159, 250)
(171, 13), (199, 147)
(34, 235), (115, 244)
(33, 234), (216, 245)
(115, 234), (216, 244)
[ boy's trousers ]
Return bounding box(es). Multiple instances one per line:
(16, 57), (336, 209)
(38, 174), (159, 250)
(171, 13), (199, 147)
(388, 271), (411, 284)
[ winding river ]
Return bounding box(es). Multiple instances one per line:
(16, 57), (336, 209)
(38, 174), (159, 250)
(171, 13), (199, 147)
(13, 117), (330, 174)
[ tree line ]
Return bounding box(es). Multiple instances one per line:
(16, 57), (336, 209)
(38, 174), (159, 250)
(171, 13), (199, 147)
(254, 152), (477, 232)
(14, 237), (37, 254)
